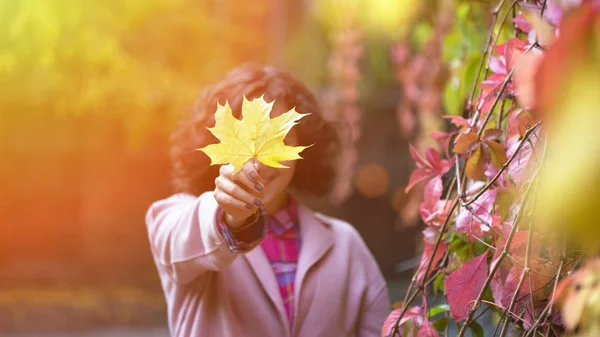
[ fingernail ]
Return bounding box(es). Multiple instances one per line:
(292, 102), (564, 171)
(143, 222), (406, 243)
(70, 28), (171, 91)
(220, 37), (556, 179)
(245, 203), (253, 209)
(255, 183), (263, 191)
(254, 199), (262, 206)
(250, 171), (258, 180)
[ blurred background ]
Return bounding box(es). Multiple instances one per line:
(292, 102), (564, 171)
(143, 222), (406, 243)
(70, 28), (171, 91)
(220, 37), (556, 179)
(0, 0), (486, 335)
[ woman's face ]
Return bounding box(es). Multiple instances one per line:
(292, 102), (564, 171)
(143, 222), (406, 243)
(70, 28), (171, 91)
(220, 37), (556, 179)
(258, 98), (299, 213)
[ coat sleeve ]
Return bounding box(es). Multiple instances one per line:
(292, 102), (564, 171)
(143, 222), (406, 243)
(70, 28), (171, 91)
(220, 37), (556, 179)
(145, 192), (258, 285)
(357, 281), (391, 337)
(353, 231), (392, 337)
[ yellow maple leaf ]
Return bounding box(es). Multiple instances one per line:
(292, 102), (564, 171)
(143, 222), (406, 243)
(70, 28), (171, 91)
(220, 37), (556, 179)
(197, 95), (311, 173)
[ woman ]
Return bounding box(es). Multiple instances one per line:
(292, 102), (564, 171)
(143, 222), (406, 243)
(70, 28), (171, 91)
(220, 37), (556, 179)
(146, 63), (390, 336)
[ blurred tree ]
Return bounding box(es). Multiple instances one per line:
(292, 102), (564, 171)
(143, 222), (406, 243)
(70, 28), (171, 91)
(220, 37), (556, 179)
(0, 0), (280, 146)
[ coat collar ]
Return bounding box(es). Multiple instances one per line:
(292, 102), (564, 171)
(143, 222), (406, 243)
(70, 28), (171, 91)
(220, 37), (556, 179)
(243, 203), (334, 336)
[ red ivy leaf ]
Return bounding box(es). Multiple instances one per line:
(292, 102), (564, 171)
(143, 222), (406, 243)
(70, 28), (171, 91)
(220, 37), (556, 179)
(409, 143), (429, 168)
(406, 169), (435, 194)
(381, 306), (422, 337)
(445, 253), (489, 321)
(483, 140), (508, 168)
(406, 146), (452, 193)
(517, 112), (536, 138)
(417, 317), (440, 337)
(416, 239), (449, 283)
(489, 56), (505, 74)
(482, 128), (503, 141)
(423, 176), (443, 210)
(431, 130), (456, 159)
(443, 115), (471, 128)
(454, 132), (480, 154)
(504, 37), (529, 70)
(425, 148), (442, 169)
(507, 231), (543, 265)
(465, 145), (488, 179)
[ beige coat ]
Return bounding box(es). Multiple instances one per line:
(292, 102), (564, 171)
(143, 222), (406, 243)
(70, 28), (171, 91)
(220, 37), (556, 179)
(146, 192), (391, 337)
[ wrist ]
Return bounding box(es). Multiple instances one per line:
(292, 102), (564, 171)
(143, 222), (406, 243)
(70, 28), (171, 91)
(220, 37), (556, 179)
(223, 212), (251, 229)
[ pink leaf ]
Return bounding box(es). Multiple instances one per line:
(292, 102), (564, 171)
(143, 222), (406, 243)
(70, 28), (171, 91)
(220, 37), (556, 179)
(514, 14), (532, 32)
(417, 318), (440, 337)
(431, 131), (456, 159)
(506, 108), (525, 138)
(421, 199), (452, 228)
(480, 73), (505, 89)
(422, 227), (439, 244)
(544, 0), (564, 26)
(423, 176), (443, 209)
(445, 253), (489, 321)
(506, 136), (535, 185)
(513, 52), (544, 110)
(492, 42), (506, 56)
(505, 38), (529, 70)
(405, 168), (433, 193)
(442, 115), (470, 128)
(494, 266), (528, 313)
(489, 56), (506, 75)
(456, 188), (497, 239)
(410, 143), (429, 168)
(416, 238), (449, 283)
(381, 306), (423, 337)
(425, 148), (442, 171)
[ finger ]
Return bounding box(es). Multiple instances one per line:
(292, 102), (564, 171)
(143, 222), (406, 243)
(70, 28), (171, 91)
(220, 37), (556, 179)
(219, 164), (235, 179)
(214, 189), (254, 212)
(240, 160), (260, 182)
(234, 168), (264, 194)
(251, 158), (261, 174)
(215, 176), (262, 207)
(239, 162), (264, 193)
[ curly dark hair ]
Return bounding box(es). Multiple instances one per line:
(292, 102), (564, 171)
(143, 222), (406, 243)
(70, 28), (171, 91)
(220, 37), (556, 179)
(170, 63), (340, 197)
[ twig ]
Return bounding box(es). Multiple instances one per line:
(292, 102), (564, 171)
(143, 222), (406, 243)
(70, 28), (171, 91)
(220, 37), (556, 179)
(467, 0), (509, 107)
(542, 241), (568, 336)
(456, 159), (540, 337)
(476, 69), (514, 137)
(483, 300), (533, 325)
(523, 302), (552, 337)
(497, 99), (507, 129)
(469, 0), (519, 126)
(391, 199), (459, 336)
(498, 234), (532, 336)
(455, 155), (464, 198)
(475, 42), (535, 135)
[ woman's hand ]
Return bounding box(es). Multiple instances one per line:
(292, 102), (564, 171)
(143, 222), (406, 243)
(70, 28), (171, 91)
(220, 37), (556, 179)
(213, 160), (264, 229)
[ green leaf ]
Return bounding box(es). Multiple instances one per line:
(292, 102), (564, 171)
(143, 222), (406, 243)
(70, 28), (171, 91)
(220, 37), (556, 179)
(432, 317), (450, 332)
(443, 53), (482, 116)
(472, 238), (489, 257)
(468, 321), (485, 337)
(427, 304), (451, 318)
(443, 29), (463, 62)
(433, 272), (446, 294)
(411, 21), (434, 52)
(443, 81), (462, 116)
(460, 54), (482, 99)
